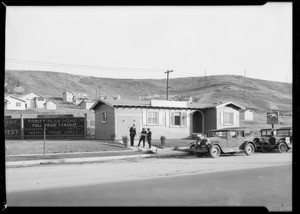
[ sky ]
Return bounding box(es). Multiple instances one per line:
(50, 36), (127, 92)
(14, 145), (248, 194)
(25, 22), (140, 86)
(5, 3), (292, 82)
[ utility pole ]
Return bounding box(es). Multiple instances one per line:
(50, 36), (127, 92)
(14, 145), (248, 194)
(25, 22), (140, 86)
(243, 69), (246, 100)
(165, 70), (173, 100)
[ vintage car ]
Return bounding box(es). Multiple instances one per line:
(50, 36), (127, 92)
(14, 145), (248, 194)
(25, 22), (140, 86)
(254, 127), (292, 153)
(188, 128), (256, 158)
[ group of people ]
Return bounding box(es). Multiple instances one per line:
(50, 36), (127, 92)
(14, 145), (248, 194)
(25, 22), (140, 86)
(129, 124), (152, 148)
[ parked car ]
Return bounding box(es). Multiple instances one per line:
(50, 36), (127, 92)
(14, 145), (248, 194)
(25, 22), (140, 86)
(254, 127), (292, 153)
(188, 128), (256, 158)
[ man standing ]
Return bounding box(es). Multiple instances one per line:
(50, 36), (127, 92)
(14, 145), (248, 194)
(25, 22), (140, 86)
(147, 128), (152, 148)
(129, 124), (136, 146)
(137, 128), (147, 147)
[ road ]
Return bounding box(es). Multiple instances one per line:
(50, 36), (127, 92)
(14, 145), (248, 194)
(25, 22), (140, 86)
(5, 152), (292, 210)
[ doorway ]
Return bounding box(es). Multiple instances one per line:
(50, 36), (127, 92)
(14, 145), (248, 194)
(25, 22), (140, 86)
(193, 111), (203, 133)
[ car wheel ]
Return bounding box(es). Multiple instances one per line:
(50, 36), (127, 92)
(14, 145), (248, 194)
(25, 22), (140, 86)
(209, 145), (220, 158)
(245, 143), (255, 155)
(278, 142), (287, 153)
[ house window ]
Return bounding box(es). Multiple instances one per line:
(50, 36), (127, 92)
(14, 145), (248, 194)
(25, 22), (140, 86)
(147, 111), (158, 125)
(101, 112), (107, 123)
(170, 112), (187, 127)
(16, 102), (21, 107)
(223, 112), (234, 125)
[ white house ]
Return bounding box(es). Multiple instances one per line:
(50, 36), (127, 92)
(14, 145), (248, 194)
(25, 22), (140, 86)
(79, 100), (95, 109)
(63, 91), (73, 103)
(240, 109), (254, 121)
(4, 96), (26, 110)
(20, 92), (45, 109)
(44, 101), (57, 110)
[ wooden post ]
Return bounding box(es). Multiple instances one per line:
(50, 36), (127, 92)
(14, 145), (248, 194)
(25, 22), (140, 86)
(20, 114), (24, 140)
(84, 113), (87, 139)
(43, 124), (46, 156)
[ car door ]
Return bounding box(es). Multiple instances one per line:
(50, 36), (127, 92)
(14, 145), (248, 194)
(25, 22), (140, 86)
(227, 131), (238, 151)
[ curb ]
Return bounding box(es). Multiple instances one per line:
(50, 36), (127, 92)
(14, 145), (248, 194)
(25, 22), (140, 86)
(6, 147), (190, 168)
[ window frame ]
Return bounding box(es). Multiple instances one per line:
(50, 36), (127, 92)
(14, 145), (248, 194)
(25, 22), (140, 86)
(147, 111), (159, 125)
(101, 112), (107, 123)
(170, 111), (187, 127)
(223, 112), (234, 125)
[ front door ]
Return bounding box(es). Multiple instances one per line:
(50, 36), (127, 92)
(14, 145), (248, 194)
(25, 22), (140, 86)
(193, 111), (203, 133)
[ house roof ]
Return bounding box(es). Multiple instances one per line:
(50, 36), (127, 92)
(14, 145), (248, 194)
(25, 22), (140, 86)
(44, 100), (57, 105)
(20, 92), (44, 99)
(90, 99), (245, 111)
(5, 95), (26, 102)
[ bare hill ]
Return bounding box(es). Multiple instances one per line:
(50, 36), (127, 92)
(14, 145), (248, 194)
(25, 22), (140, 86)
(5, 70), (292, 114)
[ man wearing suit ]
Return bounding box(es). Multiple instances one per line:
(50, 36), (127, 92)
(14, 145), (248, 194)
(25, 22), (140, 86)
(129, 124), (136, 146)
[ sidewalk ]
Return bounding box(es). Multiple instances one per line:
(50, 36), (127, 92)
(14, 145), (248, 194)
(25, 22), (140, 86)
(6, 141), (189, 168)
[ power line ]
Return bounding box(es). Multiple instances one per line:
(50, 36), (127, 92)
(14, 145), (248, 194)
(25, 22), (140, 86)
(5, 58), (165, 73)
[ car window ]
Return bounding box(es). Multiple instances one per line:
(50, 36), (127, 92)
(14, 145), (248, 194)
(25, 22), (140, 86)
(261, 130), (272, 136)
(228, 131), (236, 138)
(276, 129), (290, 137)
(215, 131), (227, 139)
(237, 131), (244, 137)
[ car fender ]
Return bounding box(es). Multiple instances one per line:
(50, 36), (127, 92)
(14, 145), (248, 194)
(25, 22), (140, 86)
(241, 141), (256, 150)
(210, 142), (224, 153)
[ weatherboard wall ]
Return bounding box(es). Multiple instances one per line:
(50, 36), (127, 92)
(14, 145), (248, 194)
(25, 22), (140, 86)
(94, 104), (116, 140)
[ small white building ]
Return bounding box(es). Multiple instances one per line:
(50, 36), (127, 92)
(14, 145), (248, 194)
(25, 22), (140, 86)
(20, 92), (45, 109)
(240, 109), (254, 121)
(79, 100), (95, 109)
(34, 97), (46, 109)
(4, 96), (26, 110)
(63, 91), (74, 103)
(44, 101), (57, 110)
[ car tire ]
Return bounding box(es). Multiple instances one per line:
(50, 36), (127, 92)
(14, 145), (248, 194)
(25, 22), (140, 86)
(245, 143), (255, 156)
(209, 145), (220, 158)
(278, 142), (287, 153)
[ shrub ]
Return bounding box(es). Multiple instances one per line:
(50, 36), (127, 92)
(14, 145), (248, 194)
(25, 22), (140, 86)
(160, 135), (166, 148)
(122, 135), (129, 148)
(110, 134), (116, 142)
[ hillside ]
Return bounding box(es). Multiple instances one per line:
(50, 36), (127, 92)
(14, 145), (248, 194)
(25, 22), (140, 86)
(5, 70), (292, 115)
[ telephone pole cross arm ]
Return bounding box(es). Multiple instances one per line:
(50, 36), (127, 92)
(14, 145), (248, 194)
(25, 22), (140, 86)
(165, 70), (173, 100)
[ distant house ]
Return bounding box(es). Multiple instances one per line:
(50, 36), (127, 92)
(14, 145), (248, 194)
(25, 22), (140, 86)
(4, 96), (26, 110)
(90, 99), (245, 140)
(44, 101), (57, 110)
(79, 100), (95, 109)
(240, 109), (254, 121)
(20, 92), (45, 109)
(63, 91), (74, 103)
(63, 91), (90, 104)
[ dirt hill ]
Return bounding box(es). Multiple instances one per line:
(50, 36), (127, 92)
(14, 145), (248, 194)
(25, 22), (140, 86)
(5, 70), (292, 115)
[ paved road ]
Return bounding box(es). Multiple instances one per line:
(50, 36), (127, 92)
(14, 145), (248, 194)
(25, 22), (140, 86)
(6, 152), (292, 210)
(6, 165), (292, 211)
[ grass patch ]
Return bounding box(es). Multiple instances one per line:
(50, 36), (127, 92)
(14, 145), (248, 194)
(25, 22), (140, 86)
(5, 139), (131, 155)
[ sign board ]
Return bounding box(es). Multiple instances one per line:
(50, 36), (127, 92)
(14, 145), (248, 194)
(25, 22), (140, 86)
(267, 111), (279, 124)
(37, 114), (73, 118)
(4, 119), (21, 139)
(23, 117), (85, 138)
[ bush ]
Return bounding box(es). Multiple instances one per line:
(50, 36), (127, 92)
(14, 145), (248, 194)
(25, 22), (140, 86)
(160, 135), (166, 148)
(122, 135), (129, 148)
(110, 134), (116, 142)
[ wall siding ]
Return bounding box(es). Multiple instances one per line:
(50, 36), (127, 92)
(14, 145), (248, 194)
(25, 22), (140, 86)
(94, 104), (115, 140)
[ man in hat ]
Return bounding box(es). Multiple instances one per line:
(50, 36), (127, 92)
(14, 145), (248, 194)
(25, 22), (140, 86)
(137, 128), (147, 147)
(147, 128), (152, 148)
(129, 124), (136, 146)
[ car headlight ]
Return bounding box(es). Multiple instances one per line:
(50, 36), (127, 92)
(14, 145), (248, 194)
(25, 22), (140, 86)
(205, 139), (211, 145)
